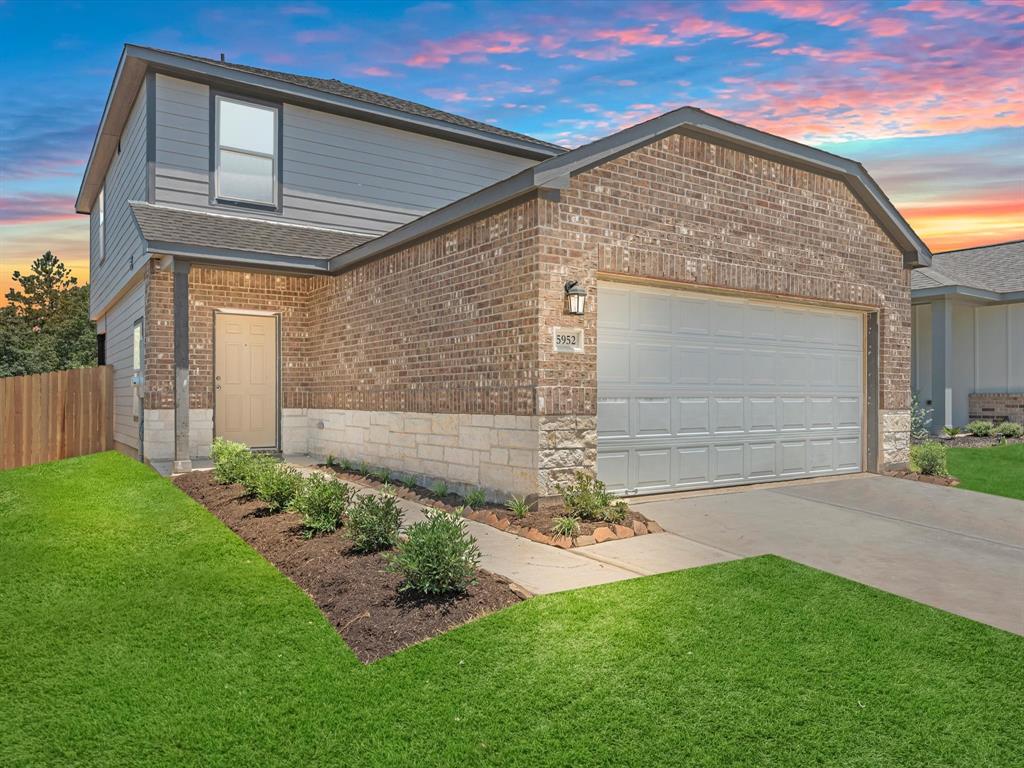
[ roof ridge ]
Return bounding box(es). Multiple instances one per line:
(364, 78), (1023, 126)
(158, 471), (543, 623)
(134, 45), (563, 152)
(934, 238), (1024, 255)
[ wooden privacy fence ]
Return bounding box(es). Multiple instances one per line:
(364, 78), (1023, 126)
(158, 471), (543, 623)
(0, 366), (113, 471)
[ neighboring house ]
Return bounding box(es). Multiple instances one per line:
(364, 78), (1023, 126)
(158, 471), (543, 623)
(911, 240), (1024, 430)
(78, 45), (930, 503)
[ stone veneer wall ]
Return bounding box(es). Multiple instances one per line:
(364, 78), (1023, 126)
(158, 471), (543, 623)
(968, 393), (1024, 425)
(141, 131), (915, 483)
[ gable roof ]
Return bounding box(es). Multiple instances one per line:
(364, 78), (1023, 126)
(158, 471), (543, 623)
(76, 45), (562, 214)
(329, 106), (932, 272)
(911, 240), (1024, 301)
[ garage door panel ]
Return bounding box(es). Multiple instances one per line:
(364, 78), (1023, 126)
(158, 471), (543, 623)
(598, 282), (864, 495)
(636, 398), (672, 436)
(676, 446), (710, 486)
(597, 398), (630, 438)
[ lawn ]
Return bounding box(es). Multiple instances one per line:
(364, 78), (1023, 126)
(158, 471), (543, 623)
(2, 453), (1021, 767)
(948, 443), (1024, 501)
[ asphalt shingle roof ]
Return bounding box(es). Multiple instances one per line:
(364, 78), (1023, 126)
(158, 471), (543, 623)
(130, 202), (372, 259)
(911, 240), (1024, 294)
(148, 47), (562, 153)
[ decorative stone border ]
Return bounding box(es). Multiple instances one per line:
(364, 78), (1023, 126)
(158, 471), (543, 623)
(884, 469), (960, 488)
(461, 507), (664, 549)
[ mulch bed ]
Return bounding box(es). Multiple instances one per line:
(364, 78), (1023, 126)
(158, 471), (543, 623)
(884, 469), (960, 487)
(321, 466), (663, 548)
(923, 435), (1024, 448)
(173, 471), (523, 663)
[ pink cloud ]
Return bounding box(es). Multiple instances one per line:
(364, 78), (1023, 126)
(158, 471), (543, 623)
(728, 0), (864, 27)
(569, 43), (634, 61)
(278, 2), (329, 15)
(901, 0), (1024, 23)
(772, 44), (896, 63)
(0, 195), (78, 224)
(746, 31), (786, 47)
(405, 30), (530, 67)
(588, 25), (679, 47)
(421, 88), (494, 103)
(358, 66), (395, 77)
(867, 17), (909, 36)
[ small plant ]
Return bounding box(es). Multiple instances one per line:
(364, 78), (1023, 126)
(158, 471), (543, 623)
(430, 480), (449, 499)
(239, 453), (280, 497)
(910, 441), (948, 477)
(505, 495), (530, 519)
(558, 472), (614, 521)
(551, 515), (580, 539)
(371, 467), (391, 484)
(210, 437), (252, 484)
(994, 421), (1023, 439)
(387, 509), (480, 596)
(347, 493), (403, 552)
(324, 454), (338, 468)
(601, 500), (630, 525)
(358, 461), (370, 476)
(339, 458), (353, 472)
(966, 420), (994, 437)
(465, 488), (487, 508)
(254, 462), (304, 513)
(291, 474), (355, 537)
(942, 426), (961, 438)
(910, 392), (933, 440)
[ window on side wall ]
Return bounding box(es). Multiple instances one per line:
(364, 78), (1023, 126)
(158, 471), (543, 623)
(97, 186), (105, 263)
(214, 96), (278, 208)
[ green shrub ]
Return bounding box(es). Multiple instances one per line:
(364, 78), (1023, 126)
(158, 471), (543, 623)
(910, 441), (948, 476)
(601, 500), (630, 525)
(358, 461), (370, 476)
(558, 472), (614, 521)
(253, 462), (304, 513)
(994, 421), (1023, 438)
(338, 458), (353, 472)
(387, 509), (480, 595)
(239, 453), (279, 496)
(210, 437), (252, 484)
(465, 488), (487, 508)
(966, 420), (994, 437)
(325, 454), (338, 468)
(430, 480), (449, 499)
(291, 474), (355, 537)
(347, 493), (402, 552)
(942, 426), (961, 438)
(910, 392), (932, 439)
(505, 495), (530, 518)
(551, 515), (580, 539)
(371, 467), (391, 483)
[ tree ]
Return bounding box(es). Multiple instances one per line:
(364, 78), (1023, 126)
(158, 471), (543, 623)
(1, 252), (96, 376)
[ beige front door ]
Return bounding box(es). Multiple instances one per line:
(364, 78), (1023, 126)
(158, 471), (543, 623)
(215, 312), (278, 448)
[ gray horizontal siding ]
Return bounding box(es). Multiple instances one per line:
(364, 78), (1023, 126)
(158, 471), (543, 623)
(104, 278), (146, 451)
(90, 79), (148, 316)
(151, 74), (538, 236)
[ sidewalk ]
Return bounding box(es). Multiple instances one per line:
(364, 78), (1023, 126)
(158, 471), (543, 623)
(287, 455), (737, 595)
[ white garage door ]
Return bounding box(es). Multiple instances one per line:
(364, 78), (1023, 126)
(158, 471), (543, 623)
(597, 282), (864, 495)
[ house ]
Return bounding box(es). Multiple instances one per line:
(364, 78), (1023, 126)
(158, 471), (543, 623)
(911, 240), (1024, 430)
(78, 45), (930, 504)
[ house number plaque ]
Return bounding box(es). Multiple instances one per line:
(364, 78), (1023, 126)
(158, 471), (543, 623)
(553, 327), (584, 353)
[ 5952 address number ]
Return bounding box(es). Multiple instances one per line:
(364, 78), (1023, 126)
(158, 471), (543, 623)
(553, 327), (584, 353)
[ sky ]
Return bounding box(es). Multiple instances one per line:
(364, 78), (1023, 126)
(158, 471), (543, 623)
(1, 0), (1022, 300)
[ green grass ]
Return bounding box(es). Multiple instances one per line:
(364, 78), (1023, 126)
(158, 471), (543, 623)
(948, 443), (1024, 501)
(2, 452), (1021, 767)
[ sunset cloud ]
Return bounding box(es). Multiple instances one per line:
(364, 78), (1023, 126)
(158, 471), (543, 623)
(405, 30), (530, 67)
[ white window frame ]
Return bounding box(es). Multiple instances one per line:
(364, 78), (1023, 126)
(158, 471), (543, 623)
(96, 186), (106, 263)
(214, 95), (279, 207)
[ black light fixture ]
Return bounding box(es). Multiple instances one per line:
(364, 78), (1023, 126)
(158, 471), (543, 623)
(564, 280), (586, 315)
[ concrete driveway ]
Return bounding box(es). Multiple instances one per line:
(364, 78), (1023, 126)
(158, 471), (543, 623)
(597, 475), (1024, 635)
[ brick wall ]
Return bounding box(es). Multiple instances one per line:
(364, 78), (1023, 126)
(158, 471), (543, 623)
(141, 130), (914, 485)
(969, 393), (1024, 425)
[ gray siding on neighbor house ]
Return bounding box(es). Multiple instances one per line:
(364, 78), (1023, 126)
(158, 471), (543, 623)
(152, 74), (537, 235)
(104, 278), (147, 452)
(90, 79), (148, 317)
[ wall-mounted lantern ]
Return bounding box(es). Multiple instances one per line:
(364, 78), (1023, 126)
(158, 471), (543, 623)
(564, 280), (587, 315)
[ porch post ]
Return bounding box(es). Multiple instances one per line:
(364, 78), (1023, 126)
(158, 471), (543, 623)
(172, 260), (192, 473)
(930, 298), (953, 431)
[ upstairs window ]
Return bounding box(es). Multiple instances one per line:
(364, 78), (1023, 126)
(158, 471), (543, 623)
(215, 96), (278, 207)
